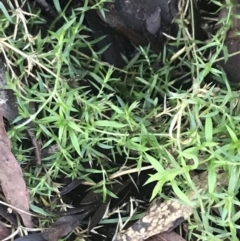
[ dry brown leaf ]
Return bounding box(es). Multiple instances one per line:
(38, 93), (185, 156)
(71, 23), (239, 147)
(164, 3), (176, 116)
(147, 231), (187, 241)
(0, 112), (32, 227)
(43, 215), (84, 241)
(0, 223), (11, 240)
(0, 112), (10, 148)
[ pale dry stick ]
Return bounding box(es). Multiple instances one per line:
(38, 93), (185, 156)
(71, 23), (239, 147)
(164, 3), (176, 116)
(78, 166), (154, 190)
(66, 174), (142, 188)
(110, 166), (154, 180)
(0, 201), (34, 218)
(170, 46), (187, 62)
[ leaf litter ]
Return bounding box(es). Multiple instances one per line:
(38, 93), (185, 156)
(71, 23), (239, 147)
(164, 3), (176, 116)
(0, 111), (33, 228)
(0, 223), (11, 240)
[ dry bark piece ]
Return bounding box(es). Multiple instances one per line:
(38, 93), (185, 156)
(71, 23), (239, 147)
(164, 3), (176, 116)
(0, 112), (32, 227)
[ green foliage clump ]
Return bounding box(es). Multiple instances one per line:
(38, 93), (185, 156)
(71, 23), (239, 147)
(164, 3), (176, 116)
(1, 0), (240, 240)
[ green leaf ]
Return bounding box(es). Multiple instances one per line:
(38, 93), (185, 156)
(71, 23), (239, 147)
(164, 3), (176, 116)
(179, 151), (199, 169)
(128, 101), (139, 112)
(58, 125), (66, 142)
(144, 172), (162, 185)
(145, 153), (164, 173)
(52, 0), (62, 12)
(68, 121), (84, 133)
(30, 204), (53, 216)
(94, 120), (126, 128)
(126, 52), (140, 69)
(40, 116), (59, 123)
(0, 2), (13, 23)
(126, 139), (149, 152)
(106, 102), (123, 114)
(150, 181), (162, 201)
(205, 117), (213, 142)
(208, 167), (216, 194)
(171, 180), (192, 205)
(226, 124), (238, 143)
(69, 129), (82, 157)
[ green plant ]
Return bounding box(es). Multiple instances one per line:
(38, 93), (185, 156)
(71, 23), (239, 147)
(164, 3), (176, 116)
(1, 0), (240, 240)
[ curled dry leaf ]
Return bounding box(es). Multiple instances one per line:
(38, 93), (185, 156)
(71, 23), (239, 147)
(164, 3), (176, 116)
(0, 112), (32, 227)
